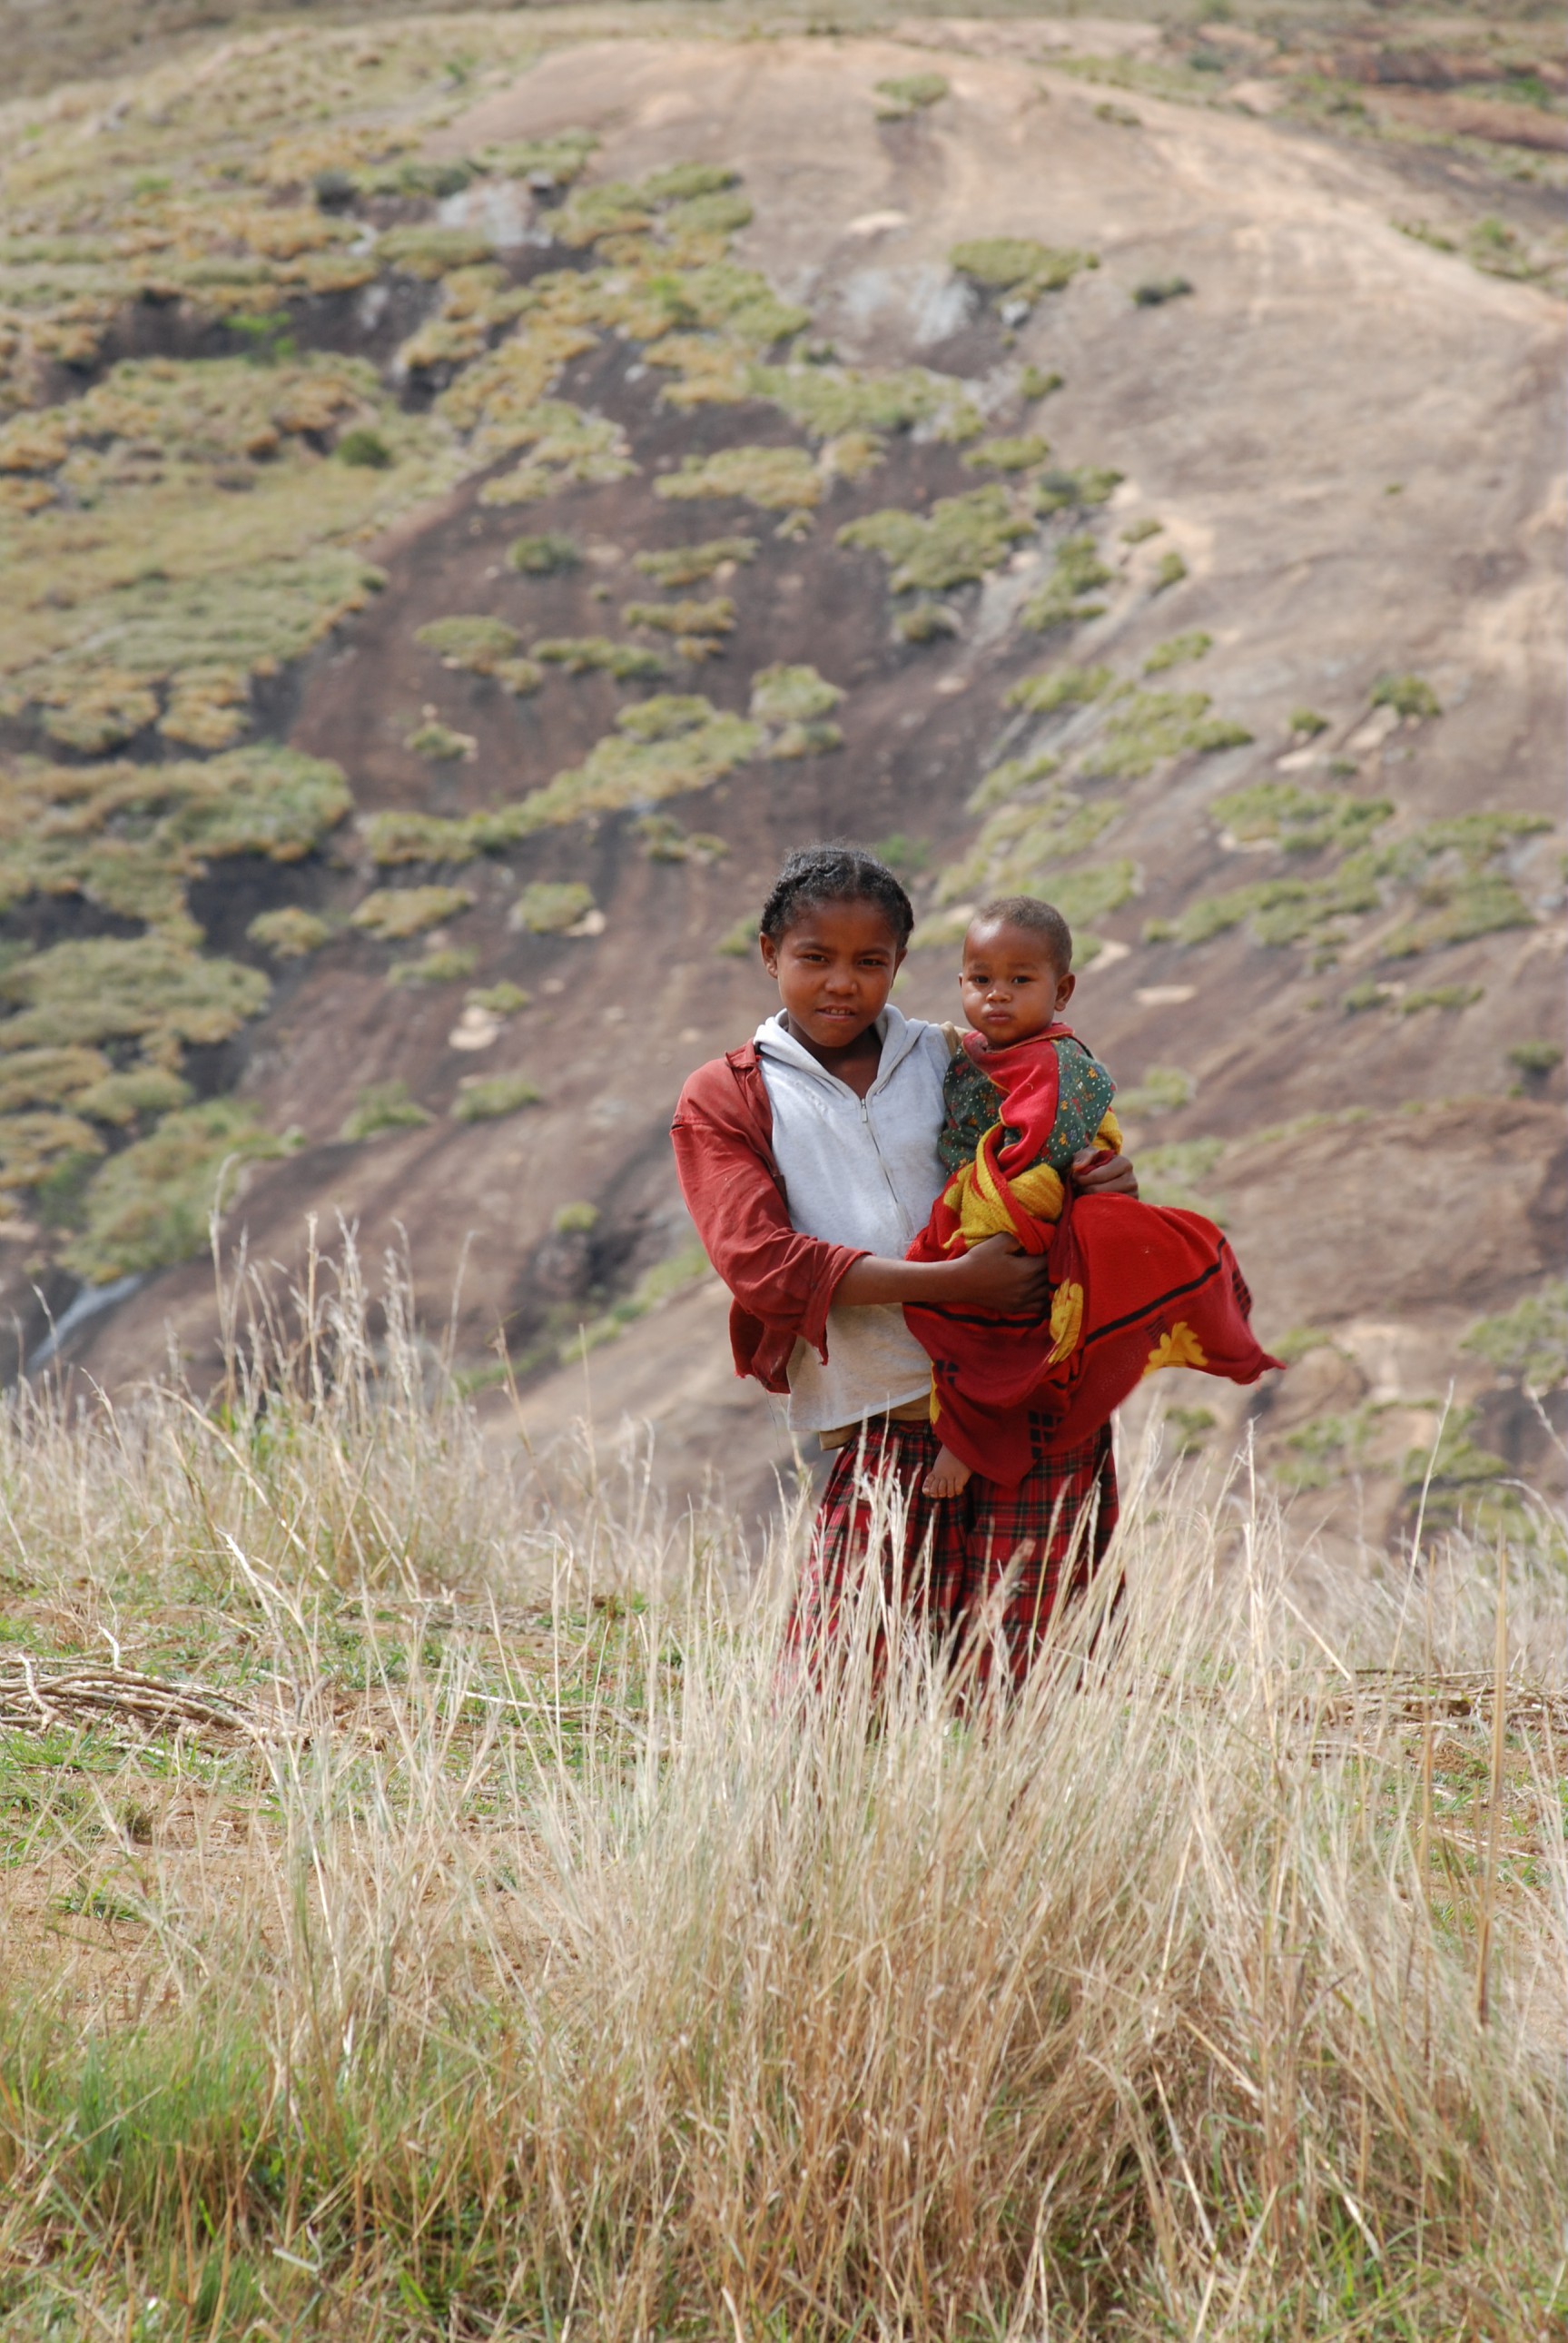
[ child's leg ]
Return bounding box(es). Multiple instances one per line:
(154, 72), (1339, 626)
(921, 1443), (972, 1500)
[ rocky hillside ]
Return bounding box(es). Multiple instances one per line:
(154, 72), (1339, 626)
(0, 6), (1562, 1547)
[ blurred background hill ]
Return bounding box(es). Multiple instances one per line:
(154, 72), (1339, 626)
(0, 0), (1562, 1547)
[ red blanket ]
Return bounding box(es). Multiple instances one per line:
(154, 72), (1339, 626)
(904, 1029), (1282, 1485)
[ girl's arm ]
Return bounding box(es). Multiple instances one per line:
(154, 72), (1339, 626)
(672, 1079), (1059, 1344)
(838, 1240), (1055, 1311)
(672, 1086), (866, 1361)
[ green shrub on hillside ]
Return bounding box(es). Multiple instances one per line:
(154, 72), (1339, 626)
(962, 435), (1050, 474)
(1080, 689), (1252, 780)
(875, 73), (951, 114)
(512, 883), (595, 935)
(340, 1082), (433, 1142)
(751, 363), (978, 446)
(415, 617), (521, 673)
(379, 225), (496, 279)
(389, 948), (478, 985)
(1208, 782), (1392, 855)
(335, 426), (393, 469)
(750, 664), (844, 758)
(507, 531), (582, 578)
(61, 1101), (293, 1281)
(452, 1073), (543, 1122)
(633, 538), (757, 588)
(966, 752), (1060, 816)
(656, 445), (822, 511)
(0, 748), (350, 942)
(1116, 1066), (1196, 1117)
(1031, 468), (1123, 517)
(1143, 631), (1211, 674)
(517, 698), (761, 829)
(1020, 536), (1113, 632)
(404, 721), (476, 763)
(1004, 665), (1112, 714)
(351, 887), (474, 943)
(935, 789), (1129, 910)
(839, 489), (1031, 594)
(0, 936), (269, 1062)
(640, 162), (739, 202)
(159, 667), (251, 750)
(623, 598), (735, 638)
(531, 638), (667, 679)
(0, 1047), (112, 1117)
(248, 908), (330, 959)
(950, 239), (1097, 302)
(479, 406), (638, 506)
(1372, 673), (1441, 720)
(894, 601), (961, 644)
(749, 665), (843, 725)
(1461, 1282), (1567, 1391)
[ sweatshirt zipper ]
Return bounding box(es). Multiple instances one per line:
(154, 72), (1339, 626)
(860, 1087), (913, 1245)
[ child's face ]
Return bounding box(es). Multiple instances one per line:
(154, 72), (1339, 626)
(759, 899), (906, 1053)
(960, 918), (1075, 1048)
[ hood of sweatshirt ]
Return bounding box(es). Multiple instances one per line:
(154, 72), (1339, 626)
(752, 1004), (932, 1094)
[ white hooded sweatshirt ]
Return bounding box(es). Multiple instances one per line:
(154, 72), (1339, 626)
(754, 1005), (952, 1435)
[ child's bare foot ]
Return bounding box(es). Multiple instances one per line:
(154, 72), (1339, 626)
(922, 1444), (972, 1500)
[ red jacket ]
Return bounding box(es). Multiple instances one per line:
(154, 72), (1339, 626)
(670, 1046), (868, 1393)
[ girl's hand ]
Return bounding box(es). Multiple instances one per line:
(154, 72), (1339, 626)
(1072, 1147), (1138, 1199)
(940, 1234), (1055, 1312)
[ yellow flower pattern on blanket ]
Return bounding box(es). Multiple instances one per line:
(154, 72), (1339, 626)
(1143, 1321), (1208, 1376)
(1047, 1279), (1083, 1366)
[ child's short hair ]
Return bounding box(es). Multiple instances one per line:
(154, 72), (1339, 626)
(761, 844), (914, 947)
(973, 895), (1074, 973)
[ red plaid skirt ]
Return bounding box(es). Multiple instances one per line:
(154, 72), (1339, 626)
(788, 1419), (1119, 1688)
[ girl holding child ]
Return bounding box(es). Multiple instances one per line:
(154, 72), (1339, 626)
(671, 844), (1277, 1686)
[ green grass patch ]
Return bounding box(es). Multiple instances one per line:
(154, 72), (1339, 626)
(351, 887), (473, 943)
(248, 907), (329, 959)
(1081, 689), (1252, 780)
(1372, 673), (1441, 720)
(62, 1100), (295, 1280)
(1004, 664), (1112, 715)
(507, 531), (582, 578)
(532, 638), (667, 679)
(1019, 535), (1112, 631)
(632, 537), (756, 588)
(875, 74), (951, 115)
(1143, 630), (1211, 674)
(1461, 1282), (1566, 1393)
(511, 882), (594, 935)
(950, 239), (1097, 302)
(839, 488), (1031, 594)
(415, 616), (521, 673)
(452, 1073), (542, 1122)
(389, 947), (478, 986)
(1031, 467), (1123, 516)
(340, 1081), (431, 1142)
(515, 697), (761, 830)
(1209, 781), (1392, 855)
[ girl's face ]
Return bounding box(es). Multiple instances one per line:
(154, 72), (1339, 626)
(758, 898), (906, 1056)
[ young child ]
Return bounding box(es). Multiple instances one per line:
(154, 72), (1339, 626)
(671, 845), (1140, 1686)
(905, 894), (1281, 1498)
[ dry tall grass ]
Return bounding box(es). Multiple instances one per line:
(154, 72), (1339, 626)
(0, 1238), (1562, 2339)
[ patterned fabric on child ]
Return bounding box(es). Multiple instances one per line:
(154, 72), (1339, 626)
(905, 1023), (1282, 1486)
(935, 1024), (1121, 1236)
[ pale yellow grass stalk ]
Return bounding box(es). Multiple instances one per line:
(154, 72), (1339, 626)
(0, 1241), (1560, 2338)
